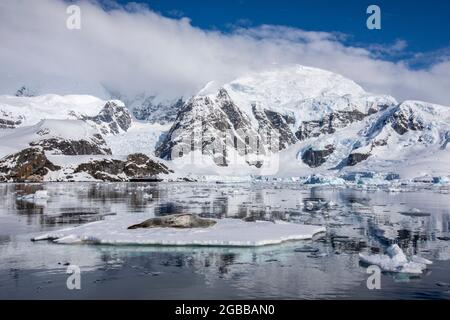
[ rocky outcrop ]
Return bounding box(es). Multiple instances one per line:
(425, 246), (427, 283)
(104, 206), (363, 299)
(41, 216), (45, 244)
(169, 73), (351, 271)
(0, 118), (22, 129)
(127, 214), (216, 230)
(390, 105), (424, 135)
(81, 101), (132, 135)
(252, 105), (297, 150)
(29, 134), (111, 155)
(74, 153), (172, 181)
(156, 89), (270, 166)
(0, 147), (61, 182)
(442, 131), (450, 150)
(301, 145), (335, 168)
(296, 110), (368, 141)
(74, 159), (125, 181)
(346, 152), (371, 166)
(15, 86), (36, 97)
(0, 110), (23, 129)
(124, 153), (171, 177)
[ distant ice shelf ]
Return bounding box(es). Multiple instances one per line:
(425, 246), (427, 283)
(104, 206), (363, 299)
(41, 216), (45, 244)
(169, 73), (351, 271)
(31, 215), (326, 247)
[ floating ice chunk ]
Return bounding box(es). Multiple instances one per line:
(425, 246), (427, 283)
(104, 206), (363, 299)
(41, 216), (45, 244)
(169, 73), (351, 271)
(305, 201), (315, 211)
(34, 190), (49, 199)
(31, 215), (326, 247)
(386, 243), (408, 264)
(17, 190), (49, 203)
(327, 201), (337, 207)
(359, 244), (432, 274)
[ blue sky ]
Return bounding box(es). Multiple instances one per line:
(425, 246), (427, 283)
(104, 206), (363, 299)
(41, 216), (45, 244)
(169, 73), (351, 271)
(113, 0), (450, 64)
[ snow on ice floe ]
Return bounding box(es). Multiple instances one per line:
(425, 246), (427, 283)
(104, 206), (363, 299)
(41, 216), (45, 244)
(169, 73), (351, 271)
(31, 214), (326, 247)
(359, 244), (432, 274)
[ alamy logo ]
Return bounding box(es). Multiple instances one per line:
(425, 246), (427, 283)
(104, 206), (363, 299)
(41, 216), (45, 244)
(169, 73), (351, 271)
(66, 5), (81, 30)
(366, 5), (381, 30)
(366, 265), (381, 290)
(66, 265), (81, 290)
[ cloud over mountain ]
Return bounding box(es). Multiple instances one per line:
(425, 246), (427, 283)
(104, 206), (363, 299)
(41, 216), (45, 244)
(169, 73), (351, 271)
(0, 0), (449, 105)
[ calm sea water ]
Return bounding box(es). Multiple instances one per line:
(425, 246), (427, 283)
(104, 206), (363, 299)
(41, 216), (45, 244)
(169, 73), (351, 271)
(0, 182), (449, 299)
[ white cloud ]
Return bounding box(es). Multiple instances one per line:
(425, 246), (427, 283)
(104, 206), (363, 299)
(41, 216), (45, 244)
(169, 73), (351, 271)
(0, 0), (449, 106)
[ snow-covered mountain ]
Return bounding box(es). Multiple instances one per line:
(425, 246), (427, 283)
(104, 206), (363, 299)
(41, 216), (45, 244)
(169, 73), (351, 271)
(0, 64), (448, 182)
(0, 95), (172, 182)
(0, 94), (114, 128)
(276, 100), (450, 179)
(156, 66), (398, 168)
(0, 119), (111, 157)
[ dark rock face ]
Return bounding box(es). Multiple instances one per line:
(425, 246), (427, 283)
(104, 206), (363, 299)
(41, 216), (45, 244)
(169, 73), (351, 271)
(156, 88), (297, 167)
(0, 110), (23, 129)
(442, 131), (450, 150)
(29, 135), (112, 156)
(252, 105), (297, 151)
(0, 118), (22, 129)
(0, 147), (61, 182)
(346, 153), (371, 166)
(124, 153), (171, 177)
(218, 89), (249, 131)
(367, 104), (426, 138)
(127, 213), (216, 230)
(390, 106), (424, 135)
(74, 153), (172, 181)
(74, 159), (125, 181)
(15, 86), (35, 97)
(296, 110), (367, 141)
(156, 89), (266, 167)
(301, 145), (335, 168)
(82, 102), (132, 135)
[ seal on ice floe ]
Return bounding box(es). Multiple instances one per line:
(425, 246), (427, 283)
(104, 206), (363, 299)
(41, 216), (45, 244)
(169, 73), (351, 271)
(127, 214), (217, 230)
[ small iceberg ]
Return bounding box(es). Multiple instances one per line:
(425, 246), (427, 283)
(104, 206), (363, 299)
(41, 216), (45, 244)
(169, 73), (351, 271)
(359, 244), (432, 274)
(31, 213), (326, 247)
(17, 190), (49, 203)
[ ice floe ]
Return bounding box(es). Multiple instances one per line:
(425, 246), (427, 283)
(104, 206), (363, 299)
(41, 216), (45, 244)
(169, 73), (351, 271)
(17, 190), (49, 203)
(359, 244), (432, 274)
(32, 214), (326, 247)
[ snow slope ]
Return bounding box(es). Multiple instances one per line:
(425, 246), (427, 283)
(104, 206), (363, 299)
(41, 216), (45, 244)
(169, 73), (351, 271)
(201, 65), (396, 126)
(0, 119), (108, 158)
(104, 122), (171, 156)
(0, 94), (110, 127)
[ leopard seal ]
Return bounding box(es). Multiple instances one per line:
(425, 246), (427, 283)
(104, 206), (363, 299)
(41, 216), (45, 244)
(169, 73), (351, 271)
(127, 213), (216, 230)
